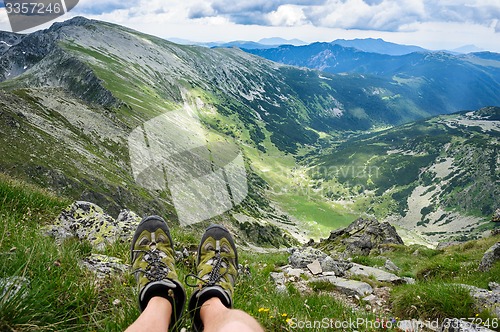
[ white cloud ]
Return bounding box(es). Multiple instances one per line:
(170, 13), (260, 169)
(266, 5), (308, 26)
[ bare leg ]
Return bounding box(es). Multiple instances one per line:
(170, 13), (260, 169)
(200, 297), (264, 332)
(125, 297), (172, 332)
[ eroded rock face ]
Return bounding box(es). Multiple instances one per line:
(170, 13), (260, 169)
(44, 201), (142, 250)
(319, 218), (404, 257)
(478, 242), (500, 272)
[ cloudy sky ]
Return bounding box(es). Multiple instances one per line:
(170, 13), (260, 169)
(1, 0), (499, 51)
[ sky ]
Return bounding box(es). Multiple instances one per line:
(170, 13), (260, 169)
(0, 0), (499, 52)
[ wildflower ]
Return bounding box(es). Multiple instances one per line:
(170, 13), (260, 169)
(286, 318), (292, 324)
(282, 313), (288, 317)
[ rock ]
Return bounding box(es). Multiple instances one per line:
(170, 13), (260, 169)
(284, 267), (304, 278)
(398, 320), (440, 331)
(489, 282), (500, 292)
(114, 209), (142, 242)
(384, 258), (400, 272)
(320, 256), (352, 276)
(492, 229), (500, 236)
(403, 277), (416, 285)
(478, 242), (500, 272)
(288, 247), (352, 276)
(362, 294), (377, 302)
(44, 201), (141, 250)
(270, 272), (287, 294)
(79, 253), (129, 278)
(320, 218), (403, 257)
(0, 276), (30, 300)
(492, 209), (500, 222)
(315, 276), (373, 297)
(307, 260), (323, 275)
(439, 318), (496, 332)
(347, 263), (403, 284)
(458, 284), (500, 319)
(289, 247), (327, 268)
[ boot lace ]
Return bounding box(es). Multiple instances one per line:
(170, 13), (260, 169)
(185, 247), (229, 288)
(133, 249), (170, 282)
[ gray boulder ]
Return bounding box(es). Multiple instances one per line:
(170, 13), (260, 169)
(313, 276), (373, 297)
(478, 242), (500, 272)
(289, 247), (327, 268)
(289, 247), (352, 276)
(321, 218), (403, 257)
(347, 263), (403, 284)
(270, 272), (287, 294)
(458, 284), (500, 319)
(44, 201), (142, 250)
(384, 258), (400, 272)
(320, 255), (352, 277)
(492, 209), (500, 222)
(79, 253), (129, 278)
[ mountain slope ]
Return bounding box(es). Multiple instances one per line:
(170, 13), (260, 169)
(331, 38), (428, 55)
(300, 106), (499, 243)
(245, 43), (500, 113)
(0, 17), (498, 244)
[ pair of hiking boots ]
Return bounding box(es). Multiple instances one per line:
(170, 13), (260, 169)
(131, 215), (238, 331)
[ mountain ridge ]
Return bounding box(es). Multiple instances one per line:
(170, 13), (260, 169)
(0, 16), (498, 245)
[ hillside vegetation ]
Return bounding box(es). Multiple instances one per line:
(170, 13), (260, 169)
(1, 174), (499, 331)
(0, 17), (498, 246)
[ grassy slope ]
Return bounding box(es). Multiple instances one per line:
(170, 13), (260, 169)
(1, 174), (499, 331)
(0, 173), (370, 331)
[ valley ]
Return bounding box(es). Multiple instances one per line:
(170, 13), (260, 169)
(0, 17), (498, 247)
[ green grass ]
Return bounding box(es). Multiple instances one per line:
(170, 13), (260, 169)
(0, 174), (377, 331)
(1, 173), (499, 331)
(274, 194), (356, 237)
(391, 283), (476, 321)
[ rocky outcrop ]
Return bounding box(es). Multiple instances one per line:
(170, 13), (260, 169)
(288, 247), (352, 276)
(44, 201), (142, 250)
(458, 283), (500, 319)
(478, 242), (500, 272)
(79, 253), (129, 279)
(270, 246), (413, 315)
(316, 218), (404, 257)
(347, 263), (403, 284)
(492, 209), (500, 222)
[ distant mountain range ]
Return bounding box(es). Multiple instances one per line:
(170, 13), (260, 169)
(169, 36), (483, 55)
(245, 43), (500, 113)
(168, 37), (307, 49)
(329, 38), (428, 55)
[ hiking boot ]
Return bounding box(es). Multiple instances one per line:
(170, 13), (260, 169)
(131, 215), (185, 328)
(187, 224), (238, 331)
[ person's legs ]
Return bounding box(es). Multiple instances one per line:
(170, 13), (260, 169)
(127, 215), (186, 331)
(187, 224), (263, 332)
(199, 297), (264, 332)
(125, 297), (172, 332)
